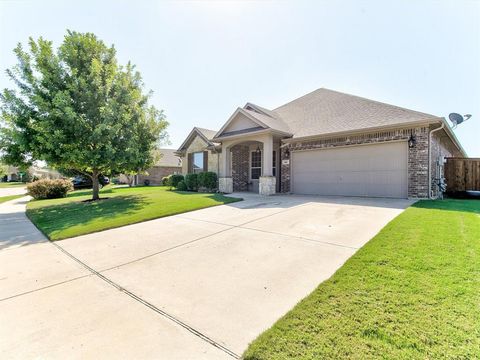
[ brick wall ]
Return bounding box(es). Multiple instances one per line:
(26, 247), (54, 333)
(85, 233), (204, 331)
(429, 125), (461, 197)
(408, 128), (429, 198)
(137, 166), (181, 185)
(280, 126), (431, 198)
(231, 145), (249, 191)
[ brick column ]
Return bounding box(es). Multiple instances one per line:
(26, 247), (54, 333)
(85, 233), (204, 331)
(280, 145), (291, 193)
(407, 128), (429, 198)
(231, 145), (249, 191)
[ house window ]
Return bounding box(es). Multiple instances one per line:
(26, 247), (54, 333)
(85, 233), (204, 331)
(193, 152), (204, 173)
(272, 150), (276, 177)
(251, 150), (262, 180)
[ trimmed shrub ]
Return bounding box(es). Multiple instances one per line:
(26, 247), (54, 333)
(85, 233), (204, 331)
(161, 175), (170, 186)
(169, 174), (184, 188)
(176, 180), (187, 191)
(197, 171), (218, 192)
(184, 173), (198, 191)
(27, 179), (73, 200)
(144, 179), (150, 186)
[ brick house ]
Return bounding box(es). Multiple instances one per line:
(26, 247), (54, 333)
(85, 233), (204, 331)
(176, 88), (465, 198)
(133, 149), (182, 185)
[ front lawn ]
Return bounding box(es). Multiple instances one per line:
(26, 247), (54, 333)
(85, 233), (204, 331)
(27, 186), (241, 240)
(0, 194), (25, 204)
(0, 182), (25, 188)
(244, 199), (480, 359)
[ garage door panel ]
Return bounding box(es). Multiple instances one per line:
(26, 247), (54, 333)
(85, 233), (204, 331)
(291, 142), (408, 198)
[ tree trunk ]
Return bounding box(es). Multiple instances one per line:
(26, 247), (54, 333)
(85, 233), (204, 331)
(92, 171), (100, 201)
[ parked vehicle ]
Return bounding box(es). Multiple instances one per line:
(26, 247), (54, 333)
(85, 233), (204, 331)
(72, 175), (110, 189)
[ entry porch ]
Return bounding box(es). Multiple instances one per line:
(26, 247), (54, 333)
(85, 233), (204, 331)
(218, 134), (282, 196)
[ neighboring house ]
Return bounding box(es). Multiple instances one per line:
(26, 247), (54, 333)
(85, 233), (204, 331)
(6, 166), (19, 181)
(130, 149), (182, 185)
(176, 88), (465, 198)
(4, 165), (60, 182)
(30, 166), (61, 180)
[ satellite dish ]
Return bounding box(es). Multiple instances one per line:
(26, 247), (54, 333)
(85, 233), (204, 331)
(448, 113), (472, 128)
(449, 113), (464, 127)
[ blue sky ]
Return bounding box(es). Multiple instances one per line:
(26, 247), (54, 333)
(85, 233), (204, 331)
(1, 0), (479, 155)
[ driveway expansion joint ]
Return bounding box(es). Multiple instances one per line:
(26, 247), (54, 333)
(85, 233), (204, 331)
(92, 201), (358, 274)
(178, 202), (360, 251)
(49, 240), (240, 359)
(239, 225), (359, 250)
(0, 274), (93, 302)
(98, 225), (236, 272)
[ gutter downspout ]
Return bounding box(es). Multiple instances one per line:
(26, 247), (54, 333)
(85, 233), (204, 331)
(428, 122), (445, 199)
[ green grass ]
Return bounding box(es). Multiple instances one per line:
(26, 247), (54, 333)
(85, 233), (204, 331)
(244, 199), (480, 359)
(26, 186), (241, 240)
(0, 194), (25, 204)
(0, 182), (25, 188)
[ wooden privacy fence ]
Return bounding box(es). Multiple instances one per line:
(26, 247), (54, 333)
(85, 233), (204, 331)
(445, 157), (480, 192)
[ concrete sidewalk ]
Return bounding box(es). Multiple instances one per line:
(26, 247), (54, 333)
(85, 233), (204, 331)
(0, 186), (26, 197)
(0, 196), (45, 250)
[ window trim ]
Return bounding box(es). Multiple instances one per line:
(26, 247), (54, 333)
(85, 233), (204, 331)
(250, 149), (262, 180)
(192, 151), (204, 174)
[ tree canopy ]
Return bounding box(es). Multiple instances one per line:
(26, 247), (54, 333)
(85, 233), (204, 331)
(0, 30), (168, 199)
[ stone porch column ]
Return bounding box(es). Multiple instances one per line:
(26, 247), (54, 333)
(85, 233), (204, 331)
(219, 145), (233, 193)
(262, 136), (273, 176)
(259, 135), (276, 196)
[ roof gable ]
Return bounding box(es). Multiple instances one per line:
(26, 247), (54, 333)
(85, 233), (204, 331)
(177, 127), (216, 152)
(214, 108), (267, 138)
(223, 112), (260, 133)
(213, 107), (292, 140)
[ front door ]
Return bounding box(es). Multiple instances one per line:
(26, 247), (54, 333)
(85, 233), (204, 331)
(250, 150), (262, 192)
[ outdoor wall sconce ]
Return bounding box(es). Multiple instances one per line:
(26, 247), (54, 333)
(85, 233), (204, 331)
(408, 133), (416, 148)
(255, 145), (261, 154)
(284, 147), (290, 158)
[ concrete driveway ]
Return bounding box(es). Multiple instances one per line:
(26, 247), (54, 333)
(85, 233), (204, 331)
(0, 194), (413, 359)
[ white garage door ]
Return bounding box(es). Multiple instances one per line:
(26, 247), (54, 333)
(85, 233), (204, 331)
(291, 142), (408, 198)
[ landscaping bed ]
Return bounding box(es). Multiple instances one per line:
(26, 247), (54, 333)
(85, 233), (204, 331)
(244, 199), (480, 359)
(27, 186), (241, 240)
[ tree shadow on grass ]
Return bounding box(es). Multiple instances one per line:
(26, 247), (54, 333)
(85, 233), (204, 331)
(66, 187), (114, 198)
(171, 190), (242, 204)
(412, 199), (480, 214)
(28, 194), (147, 238)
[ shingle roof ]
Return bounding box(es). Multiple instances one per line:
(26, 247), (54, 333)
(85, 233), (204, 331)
(177, 127), (219, 152)
(245, 103), (279, 119)
(154, 148), (182, 167)
(242, 109), (291, 134)
(272, 88), (439, 138)
(196, 127), (218, 141)
(186, 88), (447, 147)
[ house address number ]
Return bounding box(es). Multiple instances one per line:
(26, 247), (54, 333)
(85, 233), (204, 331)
(282, 159), (290, 165)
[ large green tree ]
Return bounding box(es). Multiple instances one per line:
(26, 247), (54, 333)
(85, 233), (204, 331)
(0, 31), (168, 200)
